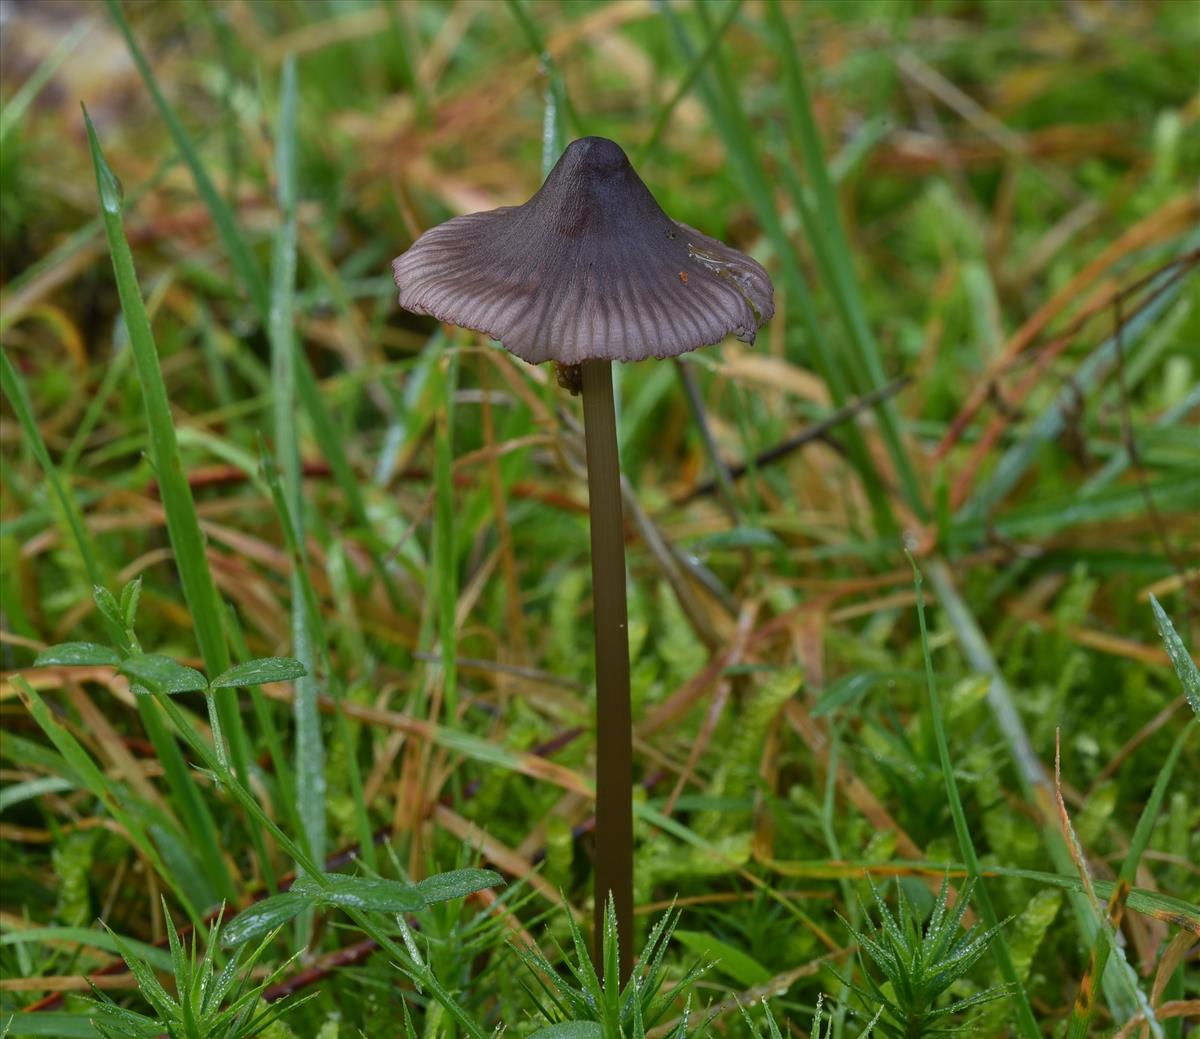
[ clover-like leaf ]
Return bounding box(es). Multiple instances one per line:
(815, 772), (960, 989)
(296, 873), (426, 914)
(120, 654), (208, 695)
(220, 892), (309, 948)
(93, 585), (125, 638)
(412, 867), (504, 905)
(222, 868), (502, 948)
(209, 657), (308, 689)
(35, 642), (121, 668)
(120, 577), (143, 630)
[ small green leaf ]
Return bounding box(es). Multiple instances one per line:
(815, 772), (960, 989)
(83, 105), (124, 214)
(120, 577), (143, 630)
(220, 893), (309, 948)
(119, 654), (208, 695)
(294, 873), (426, 914)
(528, 1024), (604, 1039)
(34, 642), (120, 668)
(1150, 594), (1200, 716)
(281, 867), (504, 925)
(209, 656), (307, 689)
(93, 586), (125, 638)
(412, 868), (503, 905)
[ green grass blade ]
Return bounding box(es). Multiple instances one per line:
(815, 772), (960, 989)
(259, 446), (375, 872)
(105, 0), (395, 612)
(153, 687), (321, 881)
(1150, 595), (1200, 715)
(103, 0), (269, 318)
(290, 360), (361, 525)
(1, 350), (106, 598)
(82, 108), (230, 678)
(292, 358), (405, 613)
(434, 351), (459, 724)
(635, 0), (744, 164)
(268, 54), (325, 880)
(197, 305), (235, 411)
(908, 554), (1040, 1038)
(82, 107), (253, 894)
(504, 0), (583, 141)
(259, 50), (304, 892)
(765, 0), (924, 518)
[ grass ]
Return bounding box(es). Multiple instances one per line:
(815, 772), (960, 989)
(2, 1), (1198, 1036)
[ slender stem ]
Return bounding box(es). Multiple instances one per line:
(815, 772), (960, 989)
(580, 358), (634, 986)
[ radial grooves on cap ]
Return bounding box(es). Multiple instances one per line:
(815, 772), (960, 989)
(396, 221), (771, 363)
(393, 139), (774, 365)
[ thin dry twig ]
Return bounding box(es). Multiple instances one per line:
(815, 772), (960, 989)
(676, 376), (912, 505)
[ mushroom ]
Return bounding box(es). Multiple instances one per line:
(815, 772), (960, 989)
(393, 136), (773, 983)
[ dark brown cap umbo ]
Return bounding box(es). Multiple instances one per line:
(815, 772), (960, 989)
(392, 136), (774, 365)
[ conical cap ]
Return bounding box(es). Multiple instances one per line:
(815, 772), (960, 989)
(393, 137), (774, 364)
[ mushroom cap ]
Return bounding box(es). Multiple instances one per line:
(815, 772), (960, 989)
(392, 136), (774, 364)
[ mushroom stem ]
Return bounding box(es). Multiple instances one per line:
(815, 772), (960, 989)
(580, 357), (634, 987)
